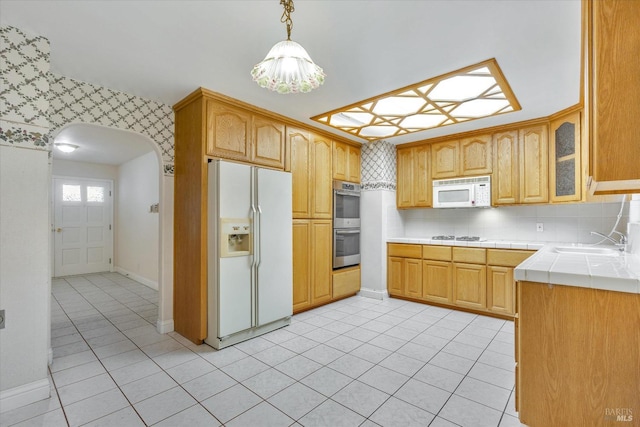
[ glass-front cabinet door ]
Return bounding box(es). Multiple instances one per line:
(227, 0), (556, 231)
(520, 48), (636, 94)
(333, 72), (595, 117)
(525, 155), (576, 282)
(550, 110), (581, 202)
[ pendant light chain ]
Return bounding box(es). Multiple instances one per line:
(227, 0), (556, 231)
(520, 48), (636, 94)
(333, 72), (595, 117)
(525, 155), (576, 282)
(280, 0), (294, 40)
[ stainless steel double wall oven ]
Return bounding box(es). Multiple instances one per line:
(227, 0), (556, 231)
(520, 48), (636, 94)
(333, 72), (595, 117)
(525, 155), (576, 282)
(333, 180), (361, 269)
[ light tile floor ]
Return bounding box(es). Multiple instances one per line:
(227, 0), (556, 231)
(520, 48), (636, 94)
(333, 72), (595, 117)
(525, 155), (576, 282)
(0, 273), (525, 427)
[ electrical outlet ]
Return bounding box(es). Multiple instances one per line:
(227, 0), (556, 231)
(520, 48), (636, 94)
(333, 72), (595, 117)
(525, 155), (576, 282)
(536, 223), (544, 232)
(0, 309), (5, 329)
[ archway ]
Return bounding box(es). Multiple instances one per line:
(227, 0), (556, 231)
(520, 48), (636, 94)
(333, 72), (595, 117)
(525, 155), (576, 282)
(50, 122), (171, 334)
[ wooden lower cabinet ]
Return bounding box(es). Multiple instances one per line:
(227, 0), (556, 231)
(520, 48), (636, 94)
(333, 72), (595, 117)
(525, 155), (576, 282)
(422, 260), (452, 304)
(453, 263), (487, 310)
(332, 266), (361, 299)
(387, 257), (405, 296)
(404, 259), (423, 299)
(517, 281), (640, 426)
(292, 219), (332, 312)
(387, 244), (533, 318)
(487, 266), (514, 315)
(387, 244), (423, 298)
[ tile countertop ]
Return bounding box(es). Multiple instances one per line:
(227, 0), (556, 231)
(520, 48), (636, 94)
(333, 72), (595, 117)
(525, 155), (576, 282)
(514, 244), (640, 294)
(387, 237), (546, 250)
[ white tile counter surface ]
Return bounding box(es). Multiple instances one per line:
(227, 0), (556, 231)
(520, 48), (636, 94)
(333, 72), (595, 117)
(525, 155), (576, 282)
(387, 237), (545, 251)
(514, 244), (640, 294)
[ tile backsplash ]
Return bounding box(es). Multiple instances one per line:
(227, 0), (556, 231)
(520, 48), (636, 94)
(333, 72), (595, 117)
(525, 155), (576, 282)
(393, 199), (629, 244)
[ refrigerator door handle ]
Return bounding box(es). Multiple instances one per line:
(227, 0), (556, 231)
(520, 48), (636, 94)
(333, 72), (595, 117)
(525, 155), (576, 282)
(256, 205), (263, 270)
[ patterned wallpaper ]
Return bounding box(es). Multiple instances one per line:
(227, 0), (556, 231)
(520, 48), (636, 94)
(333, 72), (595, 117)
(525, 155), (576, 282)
(361, 140), (396, 191)
(48, 74), (175, 174)
(1, 25), (175, 175)
(0, 26), (50, 149)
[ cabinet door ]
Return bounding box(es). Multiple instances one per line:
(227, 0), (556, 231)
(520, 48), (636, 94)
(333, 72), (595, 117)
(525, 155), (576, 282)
(252, 116), (285, 169)
(519, 125), (549, 204)
(347, 145), (361, 183)
(311, 135), (333, 219)
(311, 220), (332, 304)
(396, 147), (414, 208)
(550, 111), (581, 202)
(292, 220), (311, 312)
(431, 140), (459, 179)
(460, 135), (492, 176)
(333, 266), (361, 298)
(206, 100), (251, 161)
(590, 0), (640, 188)
(388, 257), (404, 296)
(487, 266), (514, 315)
(423, 260), (452, 304)
(493, 131), (519, 205)
(414, 145), (431, 207)
(453, 263), (487, 310)
(289, 128), (311, 218)
(333, 141), (348, 181)
(404, 258), (423, 299)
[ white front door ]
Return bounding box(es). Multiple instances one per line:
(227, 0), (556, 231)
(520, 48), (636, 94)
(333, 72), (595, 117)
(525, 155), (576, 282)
(53, 178), (113, 277)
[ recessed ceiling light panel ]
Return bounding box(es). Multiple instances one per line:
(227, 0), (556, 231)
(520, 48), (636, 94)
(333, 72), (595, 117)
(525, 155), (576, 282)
(311, 58), (520, 142)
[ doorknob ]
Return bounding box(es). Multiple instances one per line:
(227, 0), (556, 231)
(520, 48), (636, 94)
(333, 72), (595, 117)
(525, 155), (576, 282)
(56, 228), (62, 233)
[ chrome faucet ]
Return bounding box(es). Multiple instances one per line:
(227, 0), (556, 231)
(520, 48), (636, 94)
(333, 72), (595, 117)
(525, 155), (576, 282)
(590, 231), (627, 252)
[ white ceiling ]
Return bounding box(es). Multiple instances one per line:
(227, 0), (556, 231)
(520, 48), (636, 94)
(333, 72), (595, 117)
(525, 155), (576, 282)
(53, 123), (153, 165)
(0, 0), (582, 146)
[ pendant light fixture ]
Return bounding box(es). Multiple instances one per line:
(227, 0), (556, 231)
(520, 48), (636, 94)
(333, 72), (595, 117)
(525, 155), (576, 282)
(251, 0), (325, 94)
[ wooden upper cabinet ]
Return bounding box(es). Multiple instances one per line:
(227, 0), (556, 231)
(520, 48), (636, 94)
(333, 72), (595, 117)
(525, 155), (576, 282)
(396, 147), (414, 208)
(396, 145), (431, 208)
(493, 131), (519, 205)
(333, 141), (361, 183)
(414, 145), (431, 207)
(519, 125), (549, 204)
(289, 127), (332, 219)
(252, 116), (286, 169)
(550, 111), (581, 202)
(205, 98), (286, 170)
(460, 135), (492, 176)
(311, 135), (333, 219)
(588, 0), (640, 193)
(347, 145), (361, 183)
(206, 100), (251, 161)
(431, 140), (459, 179)
(289, 127), (312, 218)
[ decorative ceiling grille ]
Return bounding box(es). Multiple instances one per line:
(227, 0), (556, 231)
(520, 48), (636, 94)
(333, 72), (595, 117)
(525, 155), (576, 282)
(311, 58), (520, 142)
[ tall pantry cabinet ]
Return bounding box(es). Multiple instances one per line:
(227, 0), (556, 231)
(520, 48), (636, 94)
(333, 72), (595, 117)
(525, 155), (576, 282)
(289, 127), (333, 312)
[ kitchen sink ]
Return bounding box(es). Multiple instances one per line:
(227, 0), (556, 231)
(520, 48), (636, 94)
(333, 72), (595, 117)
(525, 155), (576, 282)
(554, 246), (620, 256)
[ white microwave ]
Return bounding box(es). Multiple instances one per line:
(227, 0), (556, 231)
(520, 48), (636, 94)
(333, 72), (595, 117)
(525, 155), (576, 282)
(432, 176), (491, 208)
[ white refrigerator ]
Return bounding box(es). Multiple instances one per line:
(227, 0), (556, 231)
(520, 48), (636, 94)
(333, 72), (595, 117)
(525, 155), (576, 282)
(205, 160), (292, 349)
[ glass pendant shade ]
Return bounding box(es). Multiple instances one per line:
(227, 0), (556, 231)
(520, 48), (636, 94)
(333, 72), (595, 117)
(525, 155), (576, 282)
(251, 40), (325, 94)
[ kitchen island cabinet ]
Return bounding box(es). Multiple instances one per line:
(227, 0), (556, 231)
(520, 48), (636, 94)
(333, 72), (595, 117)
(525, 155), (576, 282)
(516, 281), (640, 426)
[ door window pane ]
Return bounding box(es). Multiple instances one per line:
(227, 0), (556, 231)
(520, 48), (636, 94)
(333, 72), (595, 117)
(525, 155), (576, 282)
(87, 186), (105, 203)
(62, 185), (81, 202)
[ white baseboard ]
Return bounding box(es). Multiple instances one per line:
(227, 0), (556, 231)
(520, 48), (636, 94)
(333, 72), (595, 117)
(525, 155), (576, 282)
(156, 319), (174, 334)
(115, 267), (158, 290)
(0, 378), (50, 413)
(358, 287), (389, 300)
